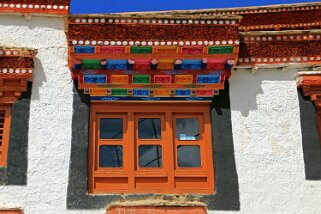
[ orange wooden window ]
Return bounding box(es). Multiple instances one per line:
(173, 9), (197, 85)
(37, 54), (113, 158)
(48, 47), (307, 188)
(89, 102), (214, 194)
(0, 105), (11, 167)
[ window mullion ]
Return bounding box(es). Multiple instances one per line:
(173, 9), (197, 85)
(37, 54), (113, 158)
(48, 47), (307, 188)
(166, 111), (175, 191)
(128, 111), (135, 190)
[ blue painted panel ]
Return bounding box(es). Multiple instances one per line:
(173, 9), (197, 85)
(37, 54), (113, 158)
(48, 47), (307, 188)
(84, 75), (106, 84)
(182, 59), (202, 64)
(74, 46), (95, 54)
(181, 59), (202, 70)
(197, 75), (220, 84)
(106, 59), (128, 70)
(175, 89), (191, 96)
(133, 89), (149, 96)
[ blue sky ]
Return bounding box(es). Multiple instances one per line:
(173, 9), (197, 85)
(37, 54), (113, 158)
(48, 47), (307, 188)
(70, 0), (318, 14)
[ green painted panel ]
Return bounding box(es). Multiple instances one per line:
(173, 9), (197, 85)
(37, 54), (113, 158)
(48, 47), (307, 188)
(133, 75), (150, 84)
(81, 59), (101, 69)
(208, 46), (234, 54)
(111, 89), (128, 96)
(130, 46), (153, 54)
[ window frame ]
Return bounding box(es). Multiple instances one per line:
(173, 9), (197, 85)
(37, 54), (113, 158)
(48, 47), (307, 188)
(0, 105), (11, 167)
(174, 114), (204, 169)
(88, 102), (214, 194)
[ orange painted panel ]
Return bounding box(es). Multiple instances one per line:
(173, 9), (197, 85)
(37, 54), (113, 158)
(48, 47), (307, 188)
(94, 177), (129, 190)
(175, 75), (193, 84)
(174, 177), (208, 189)
(135, 177), (168, 189)
(110, 75), (129, 84)
(153, 89), (171, 97)
(90, 89), (107, 96)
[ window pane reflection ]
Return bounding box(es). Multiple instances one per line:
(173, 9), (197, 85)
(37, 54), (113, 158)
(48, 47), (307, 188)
(177, 145), (201, 167)
(138, 118), (161, 139)
(176, 118), (199, 140)
(139, 145), (162, 167)
(100, 118), (123, 139)
(99, 145), (123, 167)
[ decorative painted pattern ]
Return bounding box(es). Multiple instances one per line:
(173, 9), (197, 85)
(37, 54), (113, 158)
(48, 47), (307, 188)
(68, 24), (239, 41)
(239, 55), (321, 64)
(242, 34), (321, 42)
(70, 40), (240, 47)
(163, 3), (321, 31)
(0, 1), (69, 15)
(239, 41), (321, 58)
(0, 68), (33, 74)
(0, 47), (36, 104)
(70, 18), (239, 25)
(69, 14), (239, 101)
(195, 4), (320, 16)
(0, 48), (35, 57)
(0, 57), (34, 68)
(238, 37), (321, 65)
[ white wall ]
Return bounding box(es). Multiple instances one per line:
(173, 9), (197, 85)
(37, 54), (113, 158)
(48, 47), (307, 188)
(0, 14), (320, 213)
(213, 68), (321, 214)
(0, 14), (75, 214)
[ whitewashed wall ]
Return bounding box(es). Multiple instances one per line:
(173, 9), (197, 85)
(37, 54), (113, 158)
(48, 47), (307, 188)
(214, 68), (321, 214)
(0, 14), (320, 214)
(0, 14), (77, 214)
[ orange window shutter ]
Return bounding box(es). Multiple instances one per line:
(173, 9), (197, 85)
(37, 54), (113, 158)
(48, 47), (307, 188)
(0, 106), (12, 167)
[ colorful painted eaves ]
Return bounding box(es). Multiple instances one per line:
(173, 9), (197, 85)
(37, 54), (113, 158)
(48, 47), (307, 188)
(0, 47), (36, 104)
(0, 0), (70, 15)
(68, 14), (239, 101)
(154, 2), (321, 67)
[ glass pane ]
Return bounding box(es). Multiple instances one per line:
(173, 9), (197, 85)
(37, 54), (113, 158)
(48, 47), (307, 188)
(99, 145), (123, 167)
(138, 118), (161, 139)
(177, 145), (201, 167)
(139, 145), (162, 168)
(176, 118), (199, 140)
(100, 118), (123, 139)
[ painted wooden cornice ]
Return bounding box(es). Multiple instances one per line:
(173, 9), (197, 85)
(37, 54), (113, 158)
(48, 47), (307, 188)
(156, 2), (321, 32)
(68, 14), (238, 101)
(0, 47), (36, 104)
(297, 71), (321, 108)
(0, 0), (70, 16)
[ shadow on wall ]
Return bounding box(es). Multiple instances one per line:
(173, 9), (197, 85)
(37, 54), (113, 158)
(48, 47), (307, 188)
(67, 81), (240, 210)
(199, 80), (240, 210)
(0, 82), (32, 186)
(298, 89), (321, 180)
(229, 69), (296, 117)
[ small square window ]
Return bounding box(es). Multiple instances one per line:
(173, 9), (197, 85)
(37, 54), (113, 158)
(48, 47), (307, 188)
(100, 118), (123, 139)
(177, 145), (201, 167)
(139, 145), (162, 168)
(176, 118), (199, 140)
(99, 145), (123, 167)
(138, 118), (161, 139)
